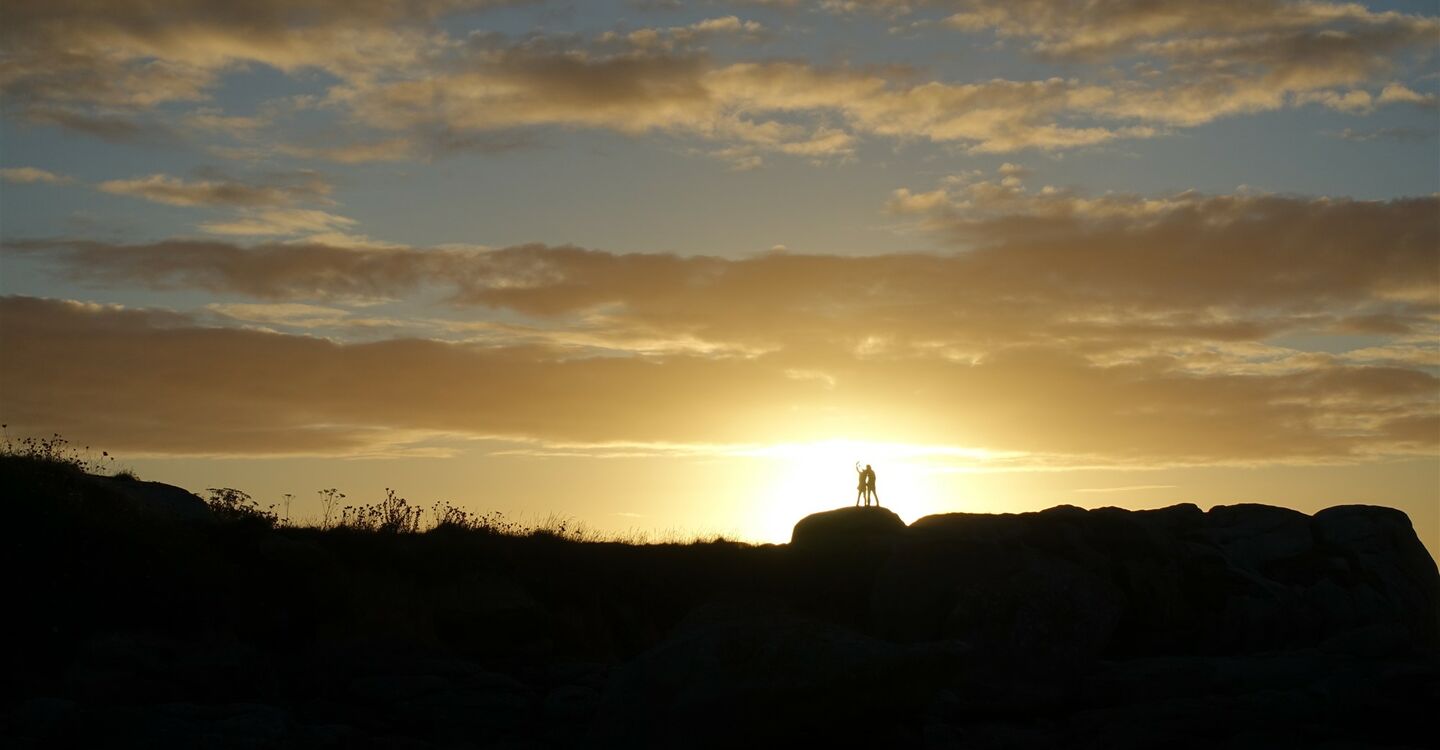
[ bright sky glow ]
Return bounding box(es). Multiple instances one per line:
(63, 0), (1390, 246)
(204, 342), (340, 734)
(1, 0), (1436, 555)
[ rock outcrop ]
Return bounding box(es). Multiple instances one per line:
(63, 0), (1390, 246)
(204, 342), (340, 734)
(85, 475), (215, 525)
(790, 505), (906, 552)
(863, 503), (1439, 662)
(8, 464), (1438, 749)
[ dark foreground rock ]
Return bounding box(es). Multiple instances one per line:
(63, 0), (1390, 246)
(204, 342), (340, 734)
(790, 504), (907, 551)
(84, 475), (216, 525)
(870, 502), (1440, 661)
(5, 461), (1437, 749)
(593, 607), (971, 746)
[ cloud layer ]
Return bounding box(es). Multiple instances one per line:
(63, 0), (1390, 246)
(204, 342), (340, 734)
(17, 186), (1435, 334)
(1, 2), (1435, 468)
(3, 0), (1433, 160)
(6, 181), (1435, 462)
(3, 291), (1432, 463)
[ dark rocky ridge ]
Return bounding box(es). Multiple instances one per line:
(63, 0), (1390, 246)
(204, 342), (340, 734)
(4, 459), (1437, 748)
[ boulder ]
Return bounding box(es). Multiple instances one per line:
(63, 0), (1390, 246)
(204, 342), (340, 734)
(1312, 505), (1440, 645)
(873, 503), (1440, 662)
(1204, 503), (1313, 572)
(790, 505), (907, 552)
(85, 476), (215, 525)
(873, 511), (1126, 670)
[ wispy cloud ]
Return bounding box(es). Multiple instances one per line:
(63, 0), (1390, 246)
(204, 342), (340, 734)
(199, 208), (358, 237)
(1331, 126), (1438, 143)
(596, 15), (770, 51)
(926, 0), (1438, 60)
(6, 2), (1432, 162)
(1, 167), (72, 185)
(98, 171), (332, 208)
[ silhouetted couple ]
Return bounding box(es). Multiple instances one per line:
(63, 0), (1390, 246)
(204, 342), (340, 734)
(855, 463), (879, 507)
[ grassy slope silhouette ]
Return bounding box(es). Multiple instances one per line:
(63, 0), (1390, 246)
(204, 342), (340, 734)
(4, 439), (1438, 747)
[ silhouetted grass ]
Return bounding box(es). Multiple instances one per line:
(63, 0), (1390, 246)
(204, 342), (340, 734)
(205, 486), (279, 526)
(1, 446), (792, 689)
(338, 488), (424, 533)
(1, 431), (738, 546)
(1, 431), (806, 717)
(1, 426), (136, 480)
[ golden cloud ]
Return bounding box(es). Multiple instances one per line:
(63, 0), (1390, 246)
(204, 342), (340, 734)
(0, 166), (71, 184)
(6, 1), (1432, 157)
(0, 0), (513, 137)
(1, 294), (1434, 463)
(12, 187), (1436, 345)
(928, 0), (1437, 59)
(97, 171), (332, 208)
(4, 180), (1435, 461)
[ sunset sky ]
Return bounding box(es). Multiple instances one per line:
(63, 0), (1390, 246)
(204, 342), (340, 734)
(1, 1), (1437, 553)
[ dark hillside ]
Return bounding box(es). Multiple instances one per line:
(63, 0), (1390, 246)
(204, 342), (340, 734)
(3, 456), (1437, 748)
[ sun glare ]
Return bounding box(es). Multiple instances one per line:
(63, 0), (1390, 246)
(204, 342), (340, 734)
(744, 439), (978, 543)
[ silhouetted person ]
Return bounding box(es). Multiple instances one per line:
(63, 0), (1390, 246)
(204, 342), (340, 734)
(855, 462), (867, 506)
(864, 464), (879, 506)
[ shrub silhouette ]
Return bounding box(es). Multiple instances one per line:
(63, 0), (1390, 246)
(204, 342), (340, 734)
(431, 499), (473, 530)
(1, 427), (132, 479)
(205, 487), (278, 526)
(429, 499), (525, 533)
(340, 487), (424, 533)
(5, 431), (731, 544)
(317, 487), (345, 529)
